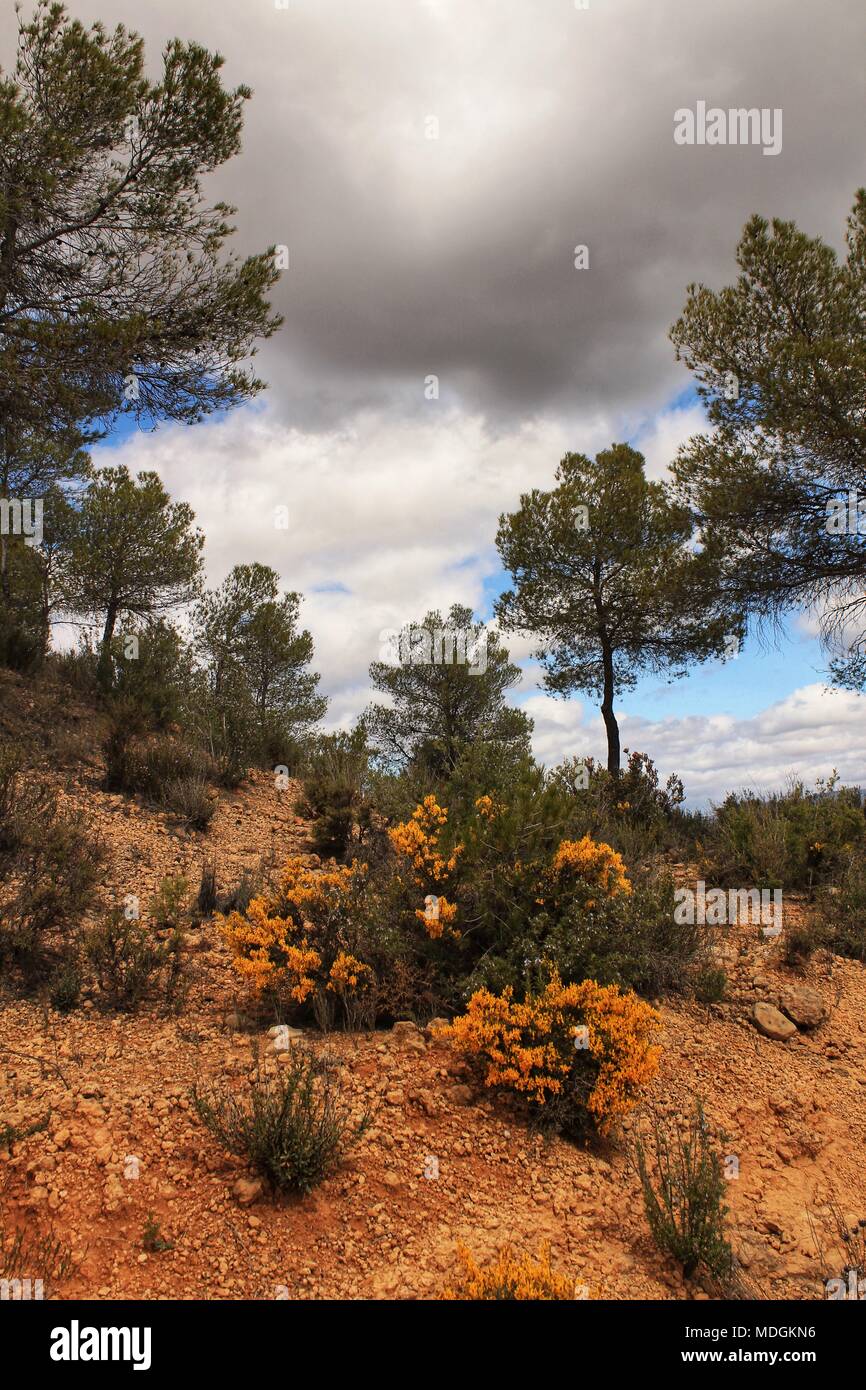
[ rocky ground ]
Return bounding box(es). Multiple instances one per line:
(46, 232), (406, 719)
(1, 671), (865, 1301)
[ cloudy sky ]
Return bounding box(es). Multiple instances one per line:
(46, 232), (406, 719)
(4, 0), (864, 802)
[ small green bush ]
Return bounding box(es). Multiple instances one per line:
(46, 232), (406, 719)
(699, 776), (865, 892)
(0, 745), (53, 853)
(50, 643), (100, 694)
(126, 736), (217, 802)
(48, 956), (84, 1013)
(0, 618), (43, 674)
(84, 909), (164, 1011)
(164, 774), (215, 830)
(299, 728), (377, 861)
(142, 1213), (174, 1253)
(633, 1100), (734, 1282)
(0, 1224), (75, 1289)
(517, 871), (706, 1000)
(149, 875), (191, 933)
(818, 857), (866, 961)
(0, 749), (105, 983)
(104, 714), (218, 808)
(783, 915), (829, 967)
(196, 861), (218, 917)
(693, 966), (728, 1004)
(192, 1051), (370, 1194)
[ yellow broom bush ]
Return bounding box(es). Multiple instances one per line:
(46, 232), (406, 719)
(441, 1242), (594, 1300)
(549, 835), (632, 901)
(438, 969), (660, 1136)
(389, 795), (463, 939)
(219, 857), (375, 1023)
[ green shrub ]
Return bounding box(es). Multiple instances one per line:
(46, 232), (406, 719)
(693, 965), (728, 1004)
(513, 871), (706, 1000)
(126, 736), (217, 802)
(0, 752), (105, 983)
(700, 776), (865, 892)
(819, 857), (866, 961)
(84, 909), (164, 1011)
(48, 956), (84, 1013)
(102, 698), (148, 792)
(299, 728), (377, 860)
(104, 717), (220, 823)
(193, 693), (254, 788)
(192, 1052), (370, 1194)
(548, 749), (693, 864)
(379, 779), (706, 1009)
(164, 774), (215, 830)
(142, 1213), (174, 1253)
(0, 744), (54, 853)
(783, 915), (830, 967)
(50, 642), (100, 694)
(196, 861), (218, 916)
(456, 869), (706, 1003)
(149, 875), (190, 932)
(0, 1224), (75, 1290)
(633, 1100), (734, 1282)
(108, 619), (194, 730)
(260, 720), (305, 775)
(0, 618), (43, 674)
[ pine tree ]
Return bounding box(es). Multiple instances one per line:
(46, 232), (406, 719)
(496, 445), (740, 774)
(670, 190), (866, 684)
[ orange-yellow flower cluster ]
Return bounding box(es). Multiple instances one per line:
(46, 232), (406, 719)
(390, 796), (463, 938)
(218, 895), (322, 1000)
(549, 835), (632, 899)
(441, 1242), (594, 1301)
(389, 796), (462, 881)
(327, 950), (374, 993)
(272, 858), (364, 921)
(438, 971), (659, 1134)
(414, 894), (459, 940)
(219, 857), (370, 1004)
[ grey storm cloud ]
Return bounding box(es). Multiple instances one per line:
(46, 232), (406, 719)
(4, 0), (863, 433)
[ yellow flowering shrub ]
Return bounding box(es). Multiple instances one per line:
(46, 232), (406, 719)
(389, 795), (463, 939)
(219, 858), (375, 1025)
(326, 950), (375, 1029)
(441, 1242), (594, 1301)
(438, 970), (660, 1136)
(271, 858), (364, 923)
(414, 894), (459, 940)
(550, 835), (632, 898)
(327, 950), (374, 993)
(218, 896), (322, 1001)
(389, 795), (462, 881)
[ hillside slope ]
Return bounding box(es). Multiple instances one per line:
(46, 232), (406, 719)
(1, 671), (864, 1301)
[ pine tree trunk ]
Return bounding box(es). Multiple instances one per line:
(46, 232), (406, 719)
(601, 641), (621, 776)
(97, 601), (119, 690)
